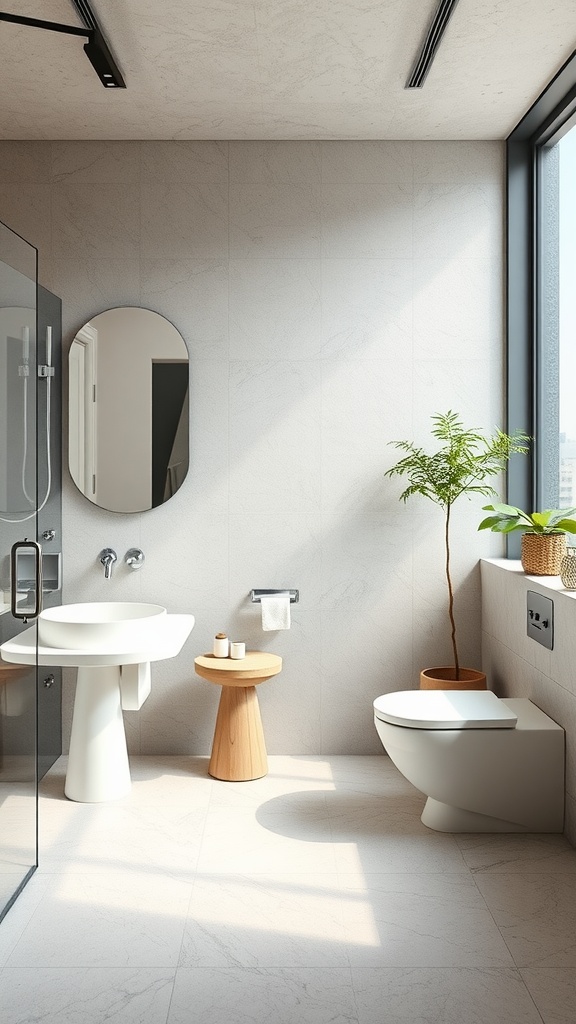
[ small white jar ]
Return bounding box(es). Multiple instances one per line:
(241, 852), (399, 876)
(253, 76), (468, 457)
(230, 641), (246, 660)
(213, 633), (229, 658)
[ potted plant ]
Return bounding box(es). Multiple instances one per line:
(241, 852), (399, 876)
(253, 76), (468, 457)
(478, 504), (576, 575)
(385, 411), (529, 689)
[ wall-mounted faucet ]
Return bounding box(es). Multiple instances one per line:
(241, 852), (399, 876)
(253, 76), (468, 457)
(99, 548), (117, 579)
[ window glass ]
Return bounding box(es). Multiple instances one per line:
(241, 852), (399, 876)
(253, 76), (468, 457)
(559, 125), (576, 507)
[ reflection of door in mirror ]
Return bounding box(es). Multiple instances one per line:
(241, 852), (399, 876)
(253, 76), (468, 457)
(152, 361), (189, 507)
(68, 307), (189, 513)
(0, 308), (36, 514)
(68, 323), (97, 501)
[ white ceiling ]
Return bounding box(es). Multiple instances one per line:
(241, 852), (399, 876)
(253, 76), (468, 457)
(1, 0), (575, 140)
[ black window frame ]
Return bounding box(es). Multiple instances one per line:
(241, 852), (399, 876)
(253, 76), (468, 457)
(507, 49), (576, 554)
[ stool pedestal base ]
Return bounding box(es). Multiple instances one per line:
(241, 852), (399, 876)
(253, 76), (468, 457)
(209, 684), (267, 781)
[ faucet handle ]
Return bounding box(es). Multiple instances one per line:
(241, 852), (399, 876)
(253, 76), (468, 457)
(125, 548), (145, 571)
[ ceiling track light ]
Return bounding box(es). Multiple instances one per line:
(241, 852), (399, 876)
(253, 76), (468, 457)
(70, 0), (98, 32)
(0, 5), (125, 88)
(405, 0), (461, 89)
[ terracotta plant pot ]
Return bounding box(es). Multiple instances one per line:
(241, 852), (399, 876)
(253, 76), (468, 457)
(521, 532), (566, 575)
(420, 667), (487, 690)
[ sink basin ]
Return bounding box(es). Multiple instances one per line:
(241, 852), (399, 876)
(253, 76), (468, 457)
(38, 602), (167, 651)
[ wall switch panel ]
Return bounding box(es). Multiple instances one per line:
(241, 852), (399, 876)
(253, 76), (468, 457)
(527, 590), (554, 650)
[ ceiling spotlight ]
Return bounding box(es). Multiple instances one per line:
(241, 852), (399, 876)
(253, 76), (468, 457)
(406, 0), (461, 89)
(83, 26), (124, 88)
(0, 4), (125, 88)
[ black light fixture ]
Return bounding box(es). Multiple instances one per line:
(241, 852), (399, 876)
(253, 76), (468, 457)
(405, 0), (461, 89)
(0, 0), (125, 88)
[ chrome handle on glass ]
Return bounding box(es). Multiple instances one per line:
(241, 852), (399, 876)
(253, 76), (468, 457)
(10, 539), (43, 621)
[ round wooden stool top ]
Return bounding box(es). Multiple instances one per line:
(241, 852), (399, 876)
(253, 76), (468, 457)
(194, 651), (282, 687)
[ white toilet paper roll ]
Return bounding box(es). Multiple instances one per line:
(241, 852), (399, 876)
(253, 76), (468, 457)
(261, 595), (291, 631)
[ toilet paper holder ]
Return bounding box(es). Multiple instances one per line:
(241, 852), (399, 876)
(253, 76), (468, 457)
(250, 589), (299, 604)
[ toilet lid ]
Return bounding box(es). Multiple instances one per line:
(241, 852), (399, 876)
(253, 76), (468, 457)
(373, 690), (518, 729)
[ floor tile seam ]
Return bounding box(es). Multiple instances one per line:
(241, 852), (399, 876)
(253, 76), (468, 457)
(5, 957), (188, 970)
(444, 832), (471, 873)
(321, 817), (340, 873)
(0, 966), (179, 974)
(345, 965), (543, 1020)
(188, 871), (345, 888)
(467, 871), (522, 970)
(176, 954), (355, 972)
(515, 969), (548, 1024)
(32, 862), (199, 878)
(466, 865), (576, 876)
(332, 872), (479, 880)
(162, 965), (179, 1024)
(0, 890), (53, 969)
(195, 866), (345, 874)
(347, 965), (524, 973)
(175, 781), (216, 886)
(473, 868), (576, 875)
(113, 801), (213, 811)
(171, 964), (358, 973)
(333, 869), (476, 886)
(171, 806), (213, 970)
(519, 966), (576, 975)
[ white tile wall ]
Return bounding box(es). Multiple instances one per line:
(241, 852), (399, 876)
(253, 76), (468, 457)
(0, 140), (505, 755)
(481, 559), (576, 844)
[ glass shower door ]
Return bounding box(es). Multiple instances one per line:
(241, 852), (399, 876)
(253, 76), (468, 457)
(0, 219), (39, 921)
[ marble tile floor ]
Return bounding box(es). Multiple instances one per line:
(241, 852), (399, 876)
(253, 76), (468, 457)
(0, 754), (575, 1023)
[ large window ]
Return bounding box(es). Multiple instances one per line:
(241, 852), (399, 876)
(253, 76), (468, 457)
(558, 126), (576, 507)
(507, 51), (576, 537)
(536, 118), (576, 510)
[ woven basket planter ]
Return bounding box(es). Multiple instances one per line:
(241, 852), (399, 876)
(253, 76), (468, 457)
(521, 532), (566, 575)
(420, 667), (487, 690)
(560, 549), (576, 589)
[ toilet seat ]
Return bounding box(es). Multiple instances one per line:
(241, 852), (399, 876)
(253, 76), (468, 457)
(373, 689), (518, 730)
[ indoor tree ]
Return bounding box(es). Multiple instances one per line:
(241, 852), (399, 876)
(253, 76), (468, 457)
(385, 411), (529, 680)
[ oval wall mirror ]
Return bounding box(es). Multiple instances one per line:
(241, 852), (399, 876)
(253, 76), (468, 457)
(68, 307), (189, 513)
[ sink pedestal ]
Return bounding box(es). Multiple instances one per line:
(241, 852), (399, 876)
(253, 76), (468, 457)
(66, 667), (131, 803)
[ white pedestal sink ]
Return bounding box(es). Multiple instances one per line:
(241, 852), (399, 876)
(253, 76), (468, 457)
(0, 603), (194, 803)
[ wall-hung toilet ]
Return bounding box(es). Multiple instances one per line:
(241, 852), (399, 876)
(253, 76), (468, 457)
(373, 690), (564, 833)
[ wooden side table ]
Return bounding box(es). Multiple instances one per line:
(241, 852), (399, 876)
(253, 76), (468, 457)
(194, 651), (282, 781)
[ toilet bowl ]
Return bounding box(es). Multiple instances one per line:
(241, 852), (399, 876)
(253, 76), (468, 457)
(373, 690), (565, 833)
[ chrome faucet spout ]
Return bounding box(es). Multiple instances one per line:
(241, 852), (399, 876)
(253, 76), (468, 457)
(99, 548), (117, 579)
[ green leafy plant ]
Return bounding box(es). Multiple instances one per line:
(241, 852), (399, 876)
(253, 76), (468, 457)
(385, 411), (529, 679)
(478, 504), (576, 535)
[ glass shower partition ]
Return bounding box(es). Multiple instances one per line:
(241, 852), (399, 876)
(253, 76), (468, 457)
(0, 219), (39, 922)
